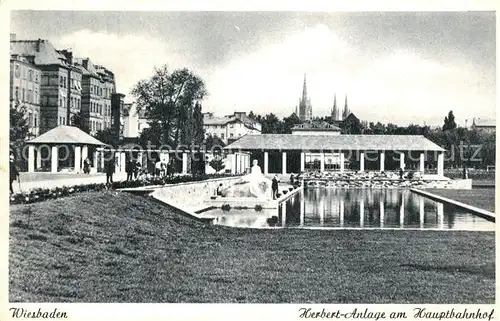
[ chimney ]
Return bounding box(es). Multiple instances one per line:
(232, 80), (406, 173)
(10, 33), (16, 41)
(36, 39), (42, 52)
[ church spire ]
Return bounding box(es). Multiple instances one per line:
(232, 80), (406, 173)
(331, 93), (338, 120)
(302, 73), (307, 101)
(342, 95), (350, 120)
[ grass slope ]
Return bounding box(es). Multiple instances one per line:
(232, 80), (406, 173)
(428, 188), (495, 212)
(9, 192), (495, 303)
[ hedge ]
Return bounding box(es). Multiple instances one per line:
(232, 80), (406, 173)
(9, 173), (239, 205)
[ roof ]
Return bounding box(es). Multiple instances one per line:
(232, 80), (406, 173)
(224, 134), (445, 151)
(473, 118), (496, 127)
(204, 116), (237, 126)
(292, 121), (341, 131)
(29, 125), (106, 145)
(10, 40), (69, 67)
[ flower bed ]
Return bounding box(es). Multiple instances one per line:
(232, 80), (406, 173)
(9, 173), (238, 205)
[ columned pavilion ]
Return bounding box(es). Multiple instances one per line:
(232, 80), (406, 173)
(26, 125), (106, 173)
(224, 134), (446, 177)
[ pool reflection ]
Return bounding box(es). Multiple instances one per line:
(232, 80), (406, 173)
(204, 189), (494, 231)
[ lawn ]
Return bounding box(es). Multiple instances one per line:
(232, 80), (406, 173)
(9, 191), (495, 303)
(428, 188), (495, 213)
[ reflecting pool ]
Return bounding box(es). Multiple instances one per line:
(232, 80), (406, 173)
(200, 188), (495, 231)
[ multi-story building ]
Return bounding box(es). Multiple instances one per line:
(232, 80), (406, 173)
(96, 65), (116, 129)
(203, 111), (262, 144)
(10, 37), (76, 134)
(74, 58), (116, 135)
(10, 55), (42, 136)
(10, 54), (42, 136)
(58, 50), (83, 124)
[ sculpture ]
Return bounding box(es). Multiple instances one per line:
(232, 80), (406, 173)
(220, 159), (272, 199)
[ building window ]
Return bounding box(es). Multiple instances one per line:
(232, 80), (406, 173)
(230, 133), (234, 137)
(15, 86), (19, 100)
(34, 113), (38, 127)
(22, 88), (25, 102)
(34, 89), (38, 104)
(60, 76), (64, 87)
(15, 64), (20, 77)
(35, 73), (39, 83)
(28, 89), (32, 103)
(28, 112), (33, 126)
(221, 133), (224, 140)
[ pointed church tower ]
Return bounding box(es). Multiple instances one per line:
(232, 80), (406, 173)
(342, 95), (350, 120)
(331, 93), (338, 120)
(298, 74), (312, 122)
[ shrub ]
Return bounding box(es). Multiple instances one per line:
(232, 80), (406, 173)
(221, 204), (231, 211)
(254, 204), (263, 211)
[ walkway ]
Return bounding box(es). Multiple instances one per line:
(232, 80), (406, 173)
(12, 172), (127, 193)
(425, 188), (495, 213)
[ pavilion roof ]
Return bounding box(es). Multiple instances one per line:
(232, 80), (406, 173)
(224, 134), (445, 152)
(29, 125), (105, 145)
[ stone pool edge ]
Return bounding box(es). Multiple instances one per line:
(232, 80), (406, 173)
(410, 188), (495, 222)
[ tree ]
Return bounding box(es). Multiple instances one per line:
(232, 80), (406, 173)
(131, 65), (208, 147)
(71, 112), (90, 133)
(282, 112), (301, 134)
(209, 155), (225, 172)
(10, 100), (31, 156)
(442, 110), (457, 131)
(93, 128), (115, 145)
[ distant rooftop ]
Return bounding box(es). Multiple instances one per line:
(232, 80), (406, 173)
(472, 118), (496, 128)
(292, 121), (341, 131)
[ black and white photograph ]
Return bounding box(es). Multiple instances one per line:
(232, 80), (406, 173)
(5, 6), (496, 316)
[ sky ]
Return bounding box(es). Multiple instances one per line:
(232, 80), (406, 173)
(10, 11), (496, 126)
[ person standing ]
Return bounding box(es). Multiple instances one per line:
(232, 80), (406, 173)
(133, 160), (141, 179)
(105, 155), (115, 185)
(9, 155), (19, 194)
(125, 159), (134, 181)
(83, 157), (91, 174)
(399, 167), (404, 180)
(271, 175), (279, 200)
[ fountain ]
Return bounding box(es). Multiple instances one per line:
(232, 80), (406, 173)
(220, 160), (273, 199)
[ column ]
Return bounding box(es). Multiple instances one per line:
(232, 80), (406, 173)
(437, 152), (444, 177)
(319, 199), (324, 226)
(379, 151), (385, 172)
(93, 151), (98, 172)
(235, 153), (239, 174)
(339, 199), (344, 227)
(100, 150), (105, 171)
(437, 202), (444, 229)
(36, 146), (42, 169)
(182, 152), (188, 174)
(281, 203), (287, 227)
(74, 145), (81, 173)
(228, 154), (236, 174)
(340, 152), (345, 173)
(419, 153), (425, 174)
(360, 152), (365, 172)
(400, 152), (405, 170)
(282, 152), (287, 175)
(300, 152), (305, 172)
(379, 201), (384, 228)
(264, 152), (269, 175)
(51, 146), (58, 173)
(359, 199), (364, 227)
(300, 196), (305, 227)
(320, 153), (325, 172)
(82, 145), (88, 164)
(28, 145), (35, 173)
(120, 152), (126, 173)
(138, 151), (144, 166)
(399, 196), (405, 228)
(419, 197), (425, 229)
